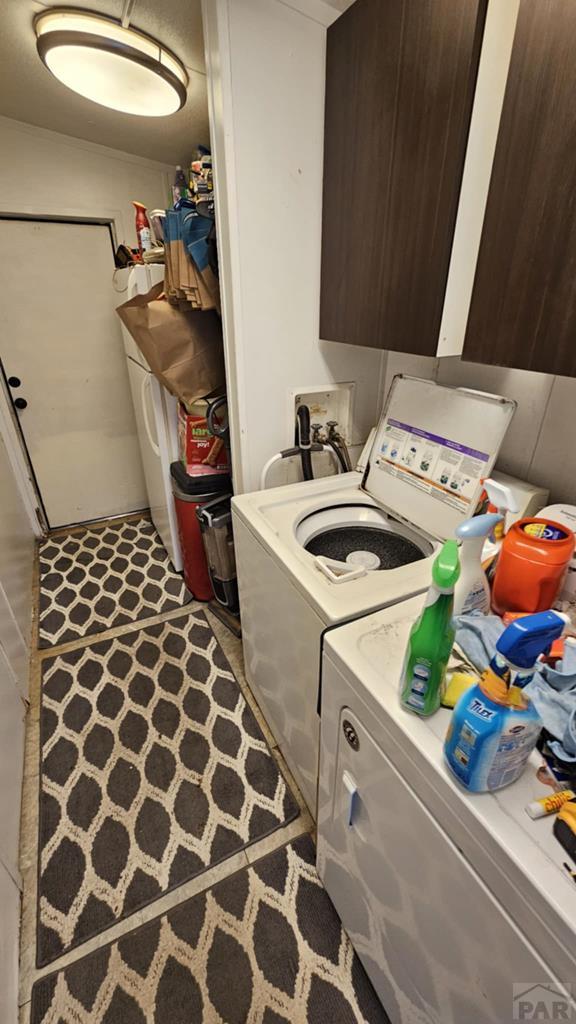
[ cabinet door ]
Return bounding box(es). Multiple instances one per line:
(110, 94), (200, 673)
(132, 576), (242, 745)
(319, 706), (567, 1023)
(320, 0), (487, 354)
(464, 0), (576, 375)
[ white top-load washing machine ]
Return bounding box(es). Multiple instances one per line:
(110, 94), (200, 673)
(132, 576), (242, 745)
(232, 377), (515, 813)
(318, 598), (576, 1023)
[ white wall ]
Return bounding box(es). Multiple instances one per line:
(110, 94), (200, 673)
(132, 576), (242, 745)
(0, 116), (171, 249)
(383, 352), (576, 506)
(204, 0), (386, 493)
(0, 116), (175, 519)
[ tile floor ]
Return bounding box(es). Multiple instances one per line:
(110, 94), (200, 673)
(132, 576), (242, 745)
(17, 520), (315, 1023)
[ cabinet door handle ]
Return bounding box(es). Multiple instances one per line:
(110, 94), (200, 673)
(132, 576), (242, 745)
(342, 770), (358, 828)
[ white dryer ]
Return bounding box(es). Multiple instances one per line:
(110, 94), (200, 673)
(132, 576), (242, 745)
(232, 377), (515, 813)
(318, 599), (576, 1023)
(119, 265), (183, 571)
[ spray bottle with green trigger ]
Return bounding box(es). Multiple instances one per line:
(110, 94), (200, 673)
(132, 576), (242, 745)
(400, 541), (460, 716)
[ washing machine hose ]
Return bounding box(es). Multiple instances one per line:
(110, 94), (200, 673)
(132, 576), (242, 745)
(326, 438), (349, 474)
(295, 405), (314, 481)
(260, 444), (340, 490)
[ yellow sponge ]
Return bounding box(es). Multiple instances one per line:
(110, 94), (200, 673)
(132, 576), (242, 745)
(442, 670), (478, 709)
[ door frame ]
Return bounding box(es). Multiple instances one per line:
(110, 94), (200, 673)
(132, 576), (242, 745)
(0, 215), (117, 536)
(0, 370), (44, 537)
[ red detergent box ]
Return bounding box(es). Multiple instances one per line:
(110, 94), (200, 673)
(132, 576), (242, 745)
(178, 401), (229, 477)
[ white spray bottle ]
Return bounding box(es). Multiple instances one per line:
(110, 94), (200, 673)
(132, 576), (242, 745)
(482, 478), (519, 560)
(453, 513), (503, 615)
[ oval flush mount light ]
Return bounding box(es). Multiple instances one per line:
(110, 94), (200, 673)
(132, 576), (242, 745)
(34, 8), (188, 116)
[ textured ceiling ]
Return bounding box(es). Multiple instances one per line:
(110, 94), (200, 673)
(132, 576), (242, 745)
(0, 0), (210, 165)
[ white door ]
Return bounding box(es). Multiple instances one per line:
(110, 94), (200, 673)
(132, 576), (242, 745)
(0, 220), (147, 527)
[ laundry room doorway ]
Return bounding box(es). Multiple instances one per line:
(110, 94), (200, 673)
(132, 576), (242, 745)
(0, 218), (146, 528)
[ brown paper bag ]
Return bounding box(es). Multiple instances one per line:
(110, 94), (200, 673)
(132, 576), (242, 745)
(116, 282), (226, 407)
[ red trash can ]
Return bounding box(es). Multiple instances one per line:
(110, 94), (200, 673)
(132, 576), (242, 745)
(170, 463), (230, 600)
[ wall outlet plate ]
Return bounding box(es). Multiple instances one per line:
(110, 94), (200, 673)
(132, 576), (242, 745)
(289, 382), (355, 444)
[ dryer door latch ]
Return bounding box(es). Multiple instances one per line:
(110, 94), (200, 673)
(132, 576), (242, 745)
(342, 771), (358, 828)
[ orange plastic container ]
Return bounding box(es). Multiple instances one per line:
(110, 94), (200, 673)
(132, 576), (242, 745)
(492, 518), (575, 615)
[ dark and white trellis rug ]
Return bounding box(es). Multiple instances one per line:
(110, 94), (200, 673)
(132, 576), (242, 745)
(38, 517), (191, 649)
(32, 835), (390, 1024)
(38, 611), (299, 967)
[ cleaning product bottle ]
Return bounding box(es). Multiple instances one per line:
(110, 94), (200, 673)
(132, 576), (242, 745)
(491, 517), (575, 614)
(484, 478), (518, 545)
(444, 610), (568, 792)
(453, 513), (503, 615)
(173, 165), (189, 203)
(132, 202), (153, 254)
(400, 540), (460, 716)
(480, 478), (518, 580)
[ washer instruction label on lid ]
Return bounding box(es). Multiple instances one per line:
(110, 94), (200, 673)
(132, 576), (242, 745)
(375, 417), (490, 513)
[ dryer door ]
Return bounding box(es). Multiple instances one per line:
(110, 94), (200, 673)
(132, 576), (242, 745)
(318, 702), (564, 1024)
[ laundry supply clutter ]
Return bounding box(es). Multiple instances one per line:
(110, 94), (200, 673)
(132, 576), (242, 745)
(397, 458), (576, 821)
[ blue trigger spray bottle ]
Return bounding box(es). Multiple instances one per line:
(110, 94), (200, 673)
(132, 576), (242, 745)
(444, 611), (568, 792)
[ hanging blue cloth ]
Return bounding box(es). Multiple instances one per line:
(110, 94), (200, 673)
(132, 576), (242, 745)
(181, 208), (212, 272)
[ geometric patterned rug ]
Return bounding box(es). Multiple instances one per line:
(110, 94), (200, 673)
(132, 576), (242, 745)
(31, 835), (390, 1023)
(37, 611), (299, 967)
(38, 517), (191, 649)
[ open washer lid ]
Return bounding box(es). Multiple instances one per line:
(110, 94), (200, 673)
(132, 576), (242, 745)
(362, 376), (516, 542)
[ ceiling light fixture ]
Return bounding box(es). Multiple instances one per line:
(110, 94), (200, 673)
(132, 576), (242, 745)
(34, 7), (188, 117)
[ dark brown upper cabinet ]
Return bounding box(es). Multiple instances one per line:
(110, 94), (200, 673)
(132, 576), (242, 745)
(464, 0), (576, 377)
(320, 0), (488, 355)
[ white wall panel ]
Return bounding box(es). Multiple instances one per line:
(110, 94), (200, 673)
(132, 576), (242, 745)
(436, 357), (555, 480)
(528, 375), (576, 504)
(0, 116), (171, 251)
(204, 0), (386, 493)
